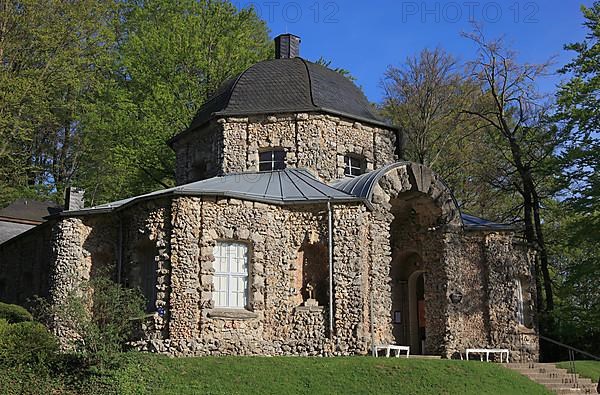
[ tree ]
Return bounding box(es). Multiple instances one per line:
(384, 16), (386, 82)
(380, 48), (512, 217)
(381, 48), (470, 166)
(77, 0), (272, 205)
(1, 1), (272, 207)
(314, 56), (356, 82)
(552, 2), (600, 351)
(462, 27), (560, 313)
(0, 0), (117, 206)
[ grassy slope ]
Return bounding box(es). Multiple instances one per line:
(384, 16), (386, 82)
(557, 360), (600, 383)
(110, 354), (551, 395)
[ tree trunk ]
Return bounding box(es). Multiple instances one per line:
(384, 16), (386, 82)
(531, 188), (554, 311)
(506, 134), (548, 312)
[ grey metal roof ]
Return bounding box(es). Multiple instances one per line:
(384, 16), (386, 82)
(171, 58), (390, 144)
(461, 213), (516, 231)
(59, 168), (362, 217)
(333, 163), (513, 231)
(332, 162), (414, 200)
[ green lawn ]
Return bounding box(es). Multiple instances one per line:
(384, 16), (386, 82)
(557, 360), (600, 383)
(100, 354), (551, 395)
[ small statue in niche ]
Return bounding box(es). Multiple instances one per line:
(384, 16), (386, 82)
(304, 282), (319, 307)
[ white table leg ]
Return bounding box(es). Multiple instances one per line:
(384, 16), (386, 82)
(486, 352), (489, 362)
(386, 347), (390, 358)
(406, 349), (410, 359)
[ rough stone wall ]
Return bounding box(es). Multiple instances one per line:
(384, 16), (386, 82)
(172, 120), (224, 185)
(331, 204), (371, 354)
(2, 161), (536, 360)
(443, 232), (490, 358)
(0, 223), (53, 305)
(121, 199), (172, 340)
(174, 112), (397, 184)
(364, 162), (538, 360)
(484, 233), (539, 361)
(146, 196), (336, 356)
(48, 216), (119, 344)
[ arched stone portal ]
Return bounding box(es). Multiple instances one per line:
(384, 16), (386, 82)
(336, 162), (463, 355)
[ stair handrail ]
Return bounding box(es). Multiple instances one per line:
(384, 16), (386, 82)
(537, 334), (600, 361)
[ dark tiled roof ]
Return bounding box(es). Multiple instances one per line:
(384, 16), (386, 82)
(0, 199), (62, 223)
(0, 222), (36, 245)
(58, 169), (362, 217)
(172, 58), (389, 144)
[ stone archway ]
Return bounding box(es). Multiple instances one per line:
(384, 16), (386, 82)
(365, 162), (462, 355)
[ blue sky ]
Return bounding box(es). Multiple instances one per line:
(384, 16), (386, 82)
(236, 0), (592, 103)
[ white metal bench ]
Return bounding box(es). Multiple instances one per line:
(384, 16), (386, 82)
(374, 345), (410, 358)
(465, 348), (510, 363)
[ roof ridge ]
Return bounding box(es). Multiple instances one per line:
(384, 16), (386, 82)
(298, 57), (317, 108)
(220, 61), (256, 114)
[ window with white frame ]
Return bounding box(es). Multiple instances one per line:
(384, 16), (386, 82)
(259, 149), (286, 171)
(213, 242), (249, 309)
(516, 279), (525, 326)
(344, 154), (365, 177)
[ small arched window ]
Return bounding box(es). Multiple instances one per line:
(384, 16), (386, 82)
(259, 149), (286, 171)
(344, 154), (365, 177)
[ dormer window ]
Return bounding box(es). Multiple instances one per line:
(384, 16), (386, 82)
(344, 154), (365, 177)
(259, 149), (286, 171)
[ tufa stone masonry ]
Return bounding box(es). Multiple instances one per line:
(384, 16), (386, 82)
(0, 34), (538, 360)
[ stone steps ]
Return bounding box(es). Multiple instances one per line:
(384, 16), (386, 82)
(505, 363), (598, 394)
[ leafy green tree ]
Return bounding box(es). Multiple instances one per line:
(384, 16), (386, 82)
(551, 2), (600, 352)
(77, 0), (272, 205)
(314, 56), (356, 82)
(380, 48), (512, 219)
(0, 0), (117, 206)
(462, 28), (562, 313)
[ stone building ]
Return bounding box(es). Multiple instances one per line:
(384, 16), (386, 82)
(0, 34), (538, 359)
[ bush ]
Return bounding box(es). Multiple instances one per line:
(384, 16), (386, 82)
(0, 319), (58, 367)
(0, 365), (64, 395)
(0, 302), (33, 323)
(56, 272), (145, 366)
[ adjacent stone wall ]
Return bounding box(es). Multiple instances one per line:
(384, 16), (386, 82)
(172, 120), (224, 184)
(443, 232), (489, 358)
(364, 162), (538, 360)
(121, 199), (172, 340)
(484, 233), (539, 361)
(331, 204), (371, 354)
(173, 112), (398, 185)
(146, 196), (335, 356)
(0, 162), (537, 360)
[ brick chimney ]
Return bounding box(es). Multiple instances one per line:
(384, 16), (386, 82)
(275, 34), (301, 59)
(64, 187), (85, 211)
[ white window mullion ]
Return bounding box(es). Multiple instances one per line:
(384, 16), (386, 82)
(213, 242), (248, 309)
